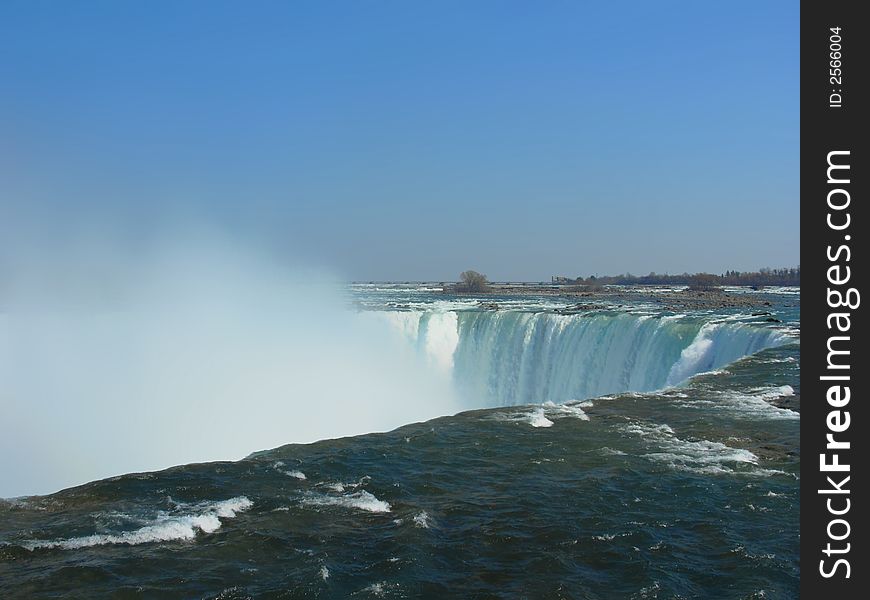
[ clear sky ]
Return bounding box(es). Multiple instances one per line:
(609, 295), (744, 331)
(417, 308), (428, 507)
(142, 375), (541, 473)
(1, 0), (799, 281)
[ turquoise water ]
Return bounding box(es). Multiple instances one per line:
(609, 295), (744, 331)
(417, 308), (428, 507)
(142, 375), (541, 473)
(0, 287), (799, 598)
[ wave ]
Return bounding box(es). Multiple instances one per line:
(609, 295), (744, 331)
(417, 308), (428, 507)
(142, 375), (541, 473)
(713, 385), (799, 421)
(413, 511), (432, 528)
(301, 490), (391, 513)
(621, 422), (767, 476)
(489, 401), (592, 428)
(22, 497), (252, 550)
(377, 310), (791, 407)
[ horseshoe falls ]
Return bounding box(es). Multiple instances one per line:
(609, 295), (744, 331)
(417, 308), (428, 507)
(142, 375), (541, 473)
(374, 308), (790, 407)
(1, 285), (801, 599)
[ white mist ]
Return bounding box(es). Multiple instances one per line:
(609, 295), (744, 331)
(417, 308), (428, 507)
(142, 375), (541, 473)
(0, 232), (459, 497)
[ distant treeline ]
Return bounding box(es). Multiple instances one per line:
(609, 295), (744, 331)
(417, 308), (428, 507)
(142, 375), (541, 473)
(553, 267), (800, 289)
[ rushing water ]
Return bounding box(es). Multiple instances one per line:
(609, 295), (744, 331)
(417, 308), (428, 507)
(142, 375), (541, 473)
(0, 286), (799, 598)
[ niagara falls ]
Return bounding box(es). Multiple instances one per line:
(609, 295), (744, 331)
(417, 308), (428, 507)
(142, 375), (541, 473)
(1, 1), (801, 597)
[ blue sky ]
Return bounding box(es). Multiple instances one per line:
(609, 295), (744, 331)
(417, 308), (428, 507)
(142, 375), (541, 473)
(1, 1), (799, 281)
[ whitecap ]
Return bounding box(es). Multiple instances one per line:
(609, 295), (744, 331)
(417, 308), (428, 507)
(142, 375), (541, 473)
(359, 581), (392, 597)
(23, 496), (252, 550)
(528, 408), (554, 428)
(545, 402), (590, 421)
(412, 511), (431, 528)
(302, 490), (391, 513)
(621, 421), (767, 475)
(593, 533), (623, 541)
(714, 385), (799, 420)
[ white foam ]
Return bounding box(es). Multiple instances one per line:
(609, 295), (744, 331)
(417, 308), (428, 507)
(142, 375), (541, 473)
(747, 468), (794, 478)
(622, 421), (765, 475)
(715, 385), (799, 421)
(23, 496), (252, 550)
(528, 408), (554, 428)
(412, 511), (431, 528)
(361, 582), (387, 597)
(671, 384), (798, 421)
(493, 401), (592, 428)
(320, 565), (330, 580)
(490, 407), (553, 427)
(321, 477), (369, 493)
(759, 356), (797, 364)
(658, 313), (688, 323)
(751, 384), (794, 397)
(284, 470), (307, 480)
(543, 401), (590, 421)
(593, 533), (626, 541)
(691, 368), (729, 378)
(302, 490), (391, 513)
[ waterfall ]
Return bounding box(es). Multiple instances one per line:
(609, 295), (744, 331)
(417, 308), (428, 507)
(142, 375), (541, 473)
(376, 310), (790, 407)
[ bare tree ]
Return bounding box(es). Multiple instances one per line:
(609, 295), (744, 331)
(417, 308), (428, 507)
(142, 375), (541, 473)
(687, 273), (720, 291)
(458, 270), (490, 293)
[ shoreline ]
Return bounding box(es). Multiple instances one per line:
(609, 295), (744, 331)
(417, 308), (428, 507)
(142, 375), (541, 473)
(444, 284), (794, 312)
